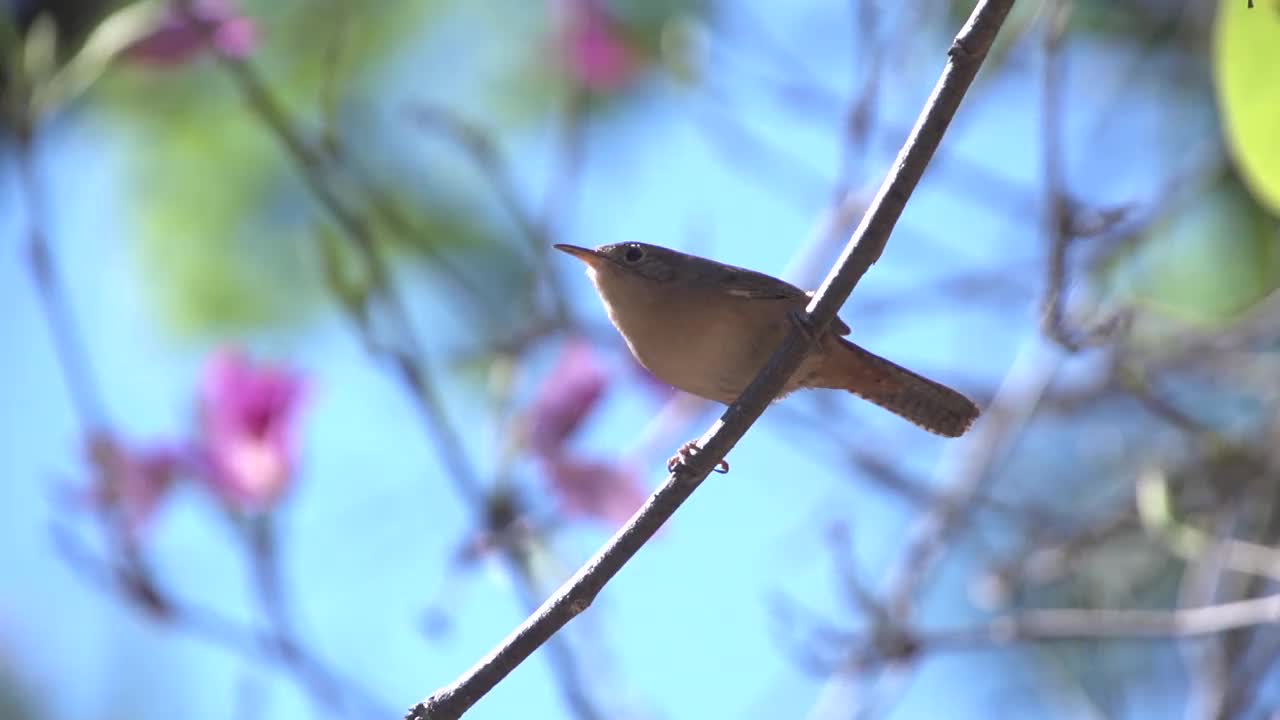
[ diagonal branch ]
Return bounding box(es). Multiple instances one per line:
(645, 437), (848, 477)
(406, 1), (1016, 717)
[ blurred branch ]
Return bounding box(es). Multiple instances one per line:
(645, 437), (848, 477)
(20, 57), (395, 718)
(187, 12), (614, 717)
(689, 85), (832, 207)
(833, 0), (882, 196)
(777, 587), (1280, 672)
(1038, 0), (1081, 351)
(886, 338), (1059, 618)
(768, 400), (1048, 527)
(17, 129), (106, 431)
(407, 2), (1016, 717)
(246, 517), (354, 714)
(539, 90), (588, 285)
(407, 99), (577, 326)
(181, 2), (486, 507)
(980, 505), (1140, 602)
(52, 521), (394, 718)
(927, 593), (1280, 645)
(1177, 517), (1230, 720)
(796, 338), (1060, 719)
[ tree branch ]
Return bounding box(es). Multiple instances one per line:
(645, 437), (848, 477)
(930, 593), (1280, 645)
(406, 1), (1017, 717)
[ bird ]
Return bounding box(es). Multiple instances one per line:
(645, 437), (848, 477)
(555, 241), (980, 469)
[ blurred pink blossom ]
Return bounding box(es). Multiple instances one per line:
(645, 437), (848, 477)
(525, 339), (648, 526)
(85, 432), (186, 530)
(198, 349), (306, 512)
(123, 0), (258, 66)
(552, 0), (638, 92)
(527, 339), (608, 455)
(541, 456), (647, 526)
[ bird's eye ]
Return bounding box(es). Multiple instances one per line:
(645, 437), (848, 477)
(623, 246), (644, 263)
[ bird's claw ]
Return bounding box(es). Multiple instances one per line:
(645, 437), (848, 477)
(667, 440), (729, 474)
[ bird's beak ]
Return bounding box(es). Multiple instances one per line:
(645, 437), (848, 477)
(553, 244), (606, 269)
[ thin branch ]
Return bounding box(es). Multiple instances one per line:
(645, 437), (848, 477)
(407, 100), (574, 326)
(181, 3), (486, 507)
(500, 543), (605, 720)
(52, 522), (394, 718)
(886, 337), (1059, 618)
(18, 130), (107, 431)
(406, 2), (1017, 717)
(789, 593), (1280, 666)
(189, 15), (615, 714)
(927, 593), (1280, 645)
(1039, 0), (1079, 350)
(245, 517), (356, 715)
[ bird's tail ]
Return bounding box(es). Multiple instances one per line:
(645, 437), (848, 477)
(814, 338), (980, 437)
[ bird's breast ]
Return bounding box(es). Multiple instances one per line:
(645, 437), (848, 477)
(595, 282), (793, 404)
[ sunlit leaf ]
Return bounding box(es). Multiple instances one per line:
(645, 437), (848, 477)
(1214, 0), (1280, 212)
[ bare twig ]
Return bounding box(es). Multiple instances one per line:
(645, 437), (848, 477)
(406, 2), (1016, 717)
(1039, 0), (1080, 350)
(17, 130), (106, 431)
(927, 593), (1280, 645)
(52, 522), (395, 718)
(407, 100), (575, 326)
(181, 3), (486, 508)
(245, 517), (355, 715)
(886, 338), (1060, 618)
(182, 9), (622, 714)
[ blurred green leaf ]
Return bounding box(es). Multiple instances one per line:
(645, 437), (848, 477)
(21, 14), (59, 91)
(1106, 177), (1280, 328)
(29, 1), (164, 115)
(92, 0), (442, 335)
(131, 111), (317, 335)
(1214, 0), (1280, 213)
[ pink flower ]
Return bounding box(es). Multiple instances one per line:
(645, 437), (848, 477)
(541, 456), (647, 526)
(527, 339), (608, 455)
(85, 432), (186, 530)
(523, 339), (649, 527)
(123, 0), (258, 66)
(198, 349), (306, 512)
(552, 0), (638, 92)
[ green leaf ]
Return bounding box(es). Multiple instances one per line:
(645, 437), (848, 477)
(1122, 178), (1280, 326)
(130, 107), (319, 336)
(1214, 0), (1280, 213)
(32, 1), (165, 115)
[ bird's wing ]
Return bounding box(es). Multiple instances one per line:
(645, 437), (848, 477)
(718, 267), (807, 300)
(714, 269), (851, 336)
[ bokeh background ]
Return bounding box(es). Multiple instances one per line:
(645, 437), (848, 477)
(3, 0), (1280, 718)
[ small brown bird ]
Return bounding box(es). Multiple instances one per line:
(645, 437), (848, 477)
(555, 242), (980, 464)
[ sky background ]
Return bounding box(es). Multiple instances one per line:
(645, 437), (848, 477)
(0, 1), (1262, 719)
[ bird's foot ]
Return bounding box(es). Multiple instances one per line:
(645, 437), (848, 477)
(667, 440), (730, 474)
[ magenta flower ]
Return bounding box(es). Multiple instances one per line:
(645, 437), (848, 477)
(123, 0), (258, 66)
(198, 349), (306, 512)
(541, 456), (647, 526)
(552, 0), (638, 92)
(523, 339), (649, 526)
(85, 432), (186, 530)
(527, 339), (608, 455)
